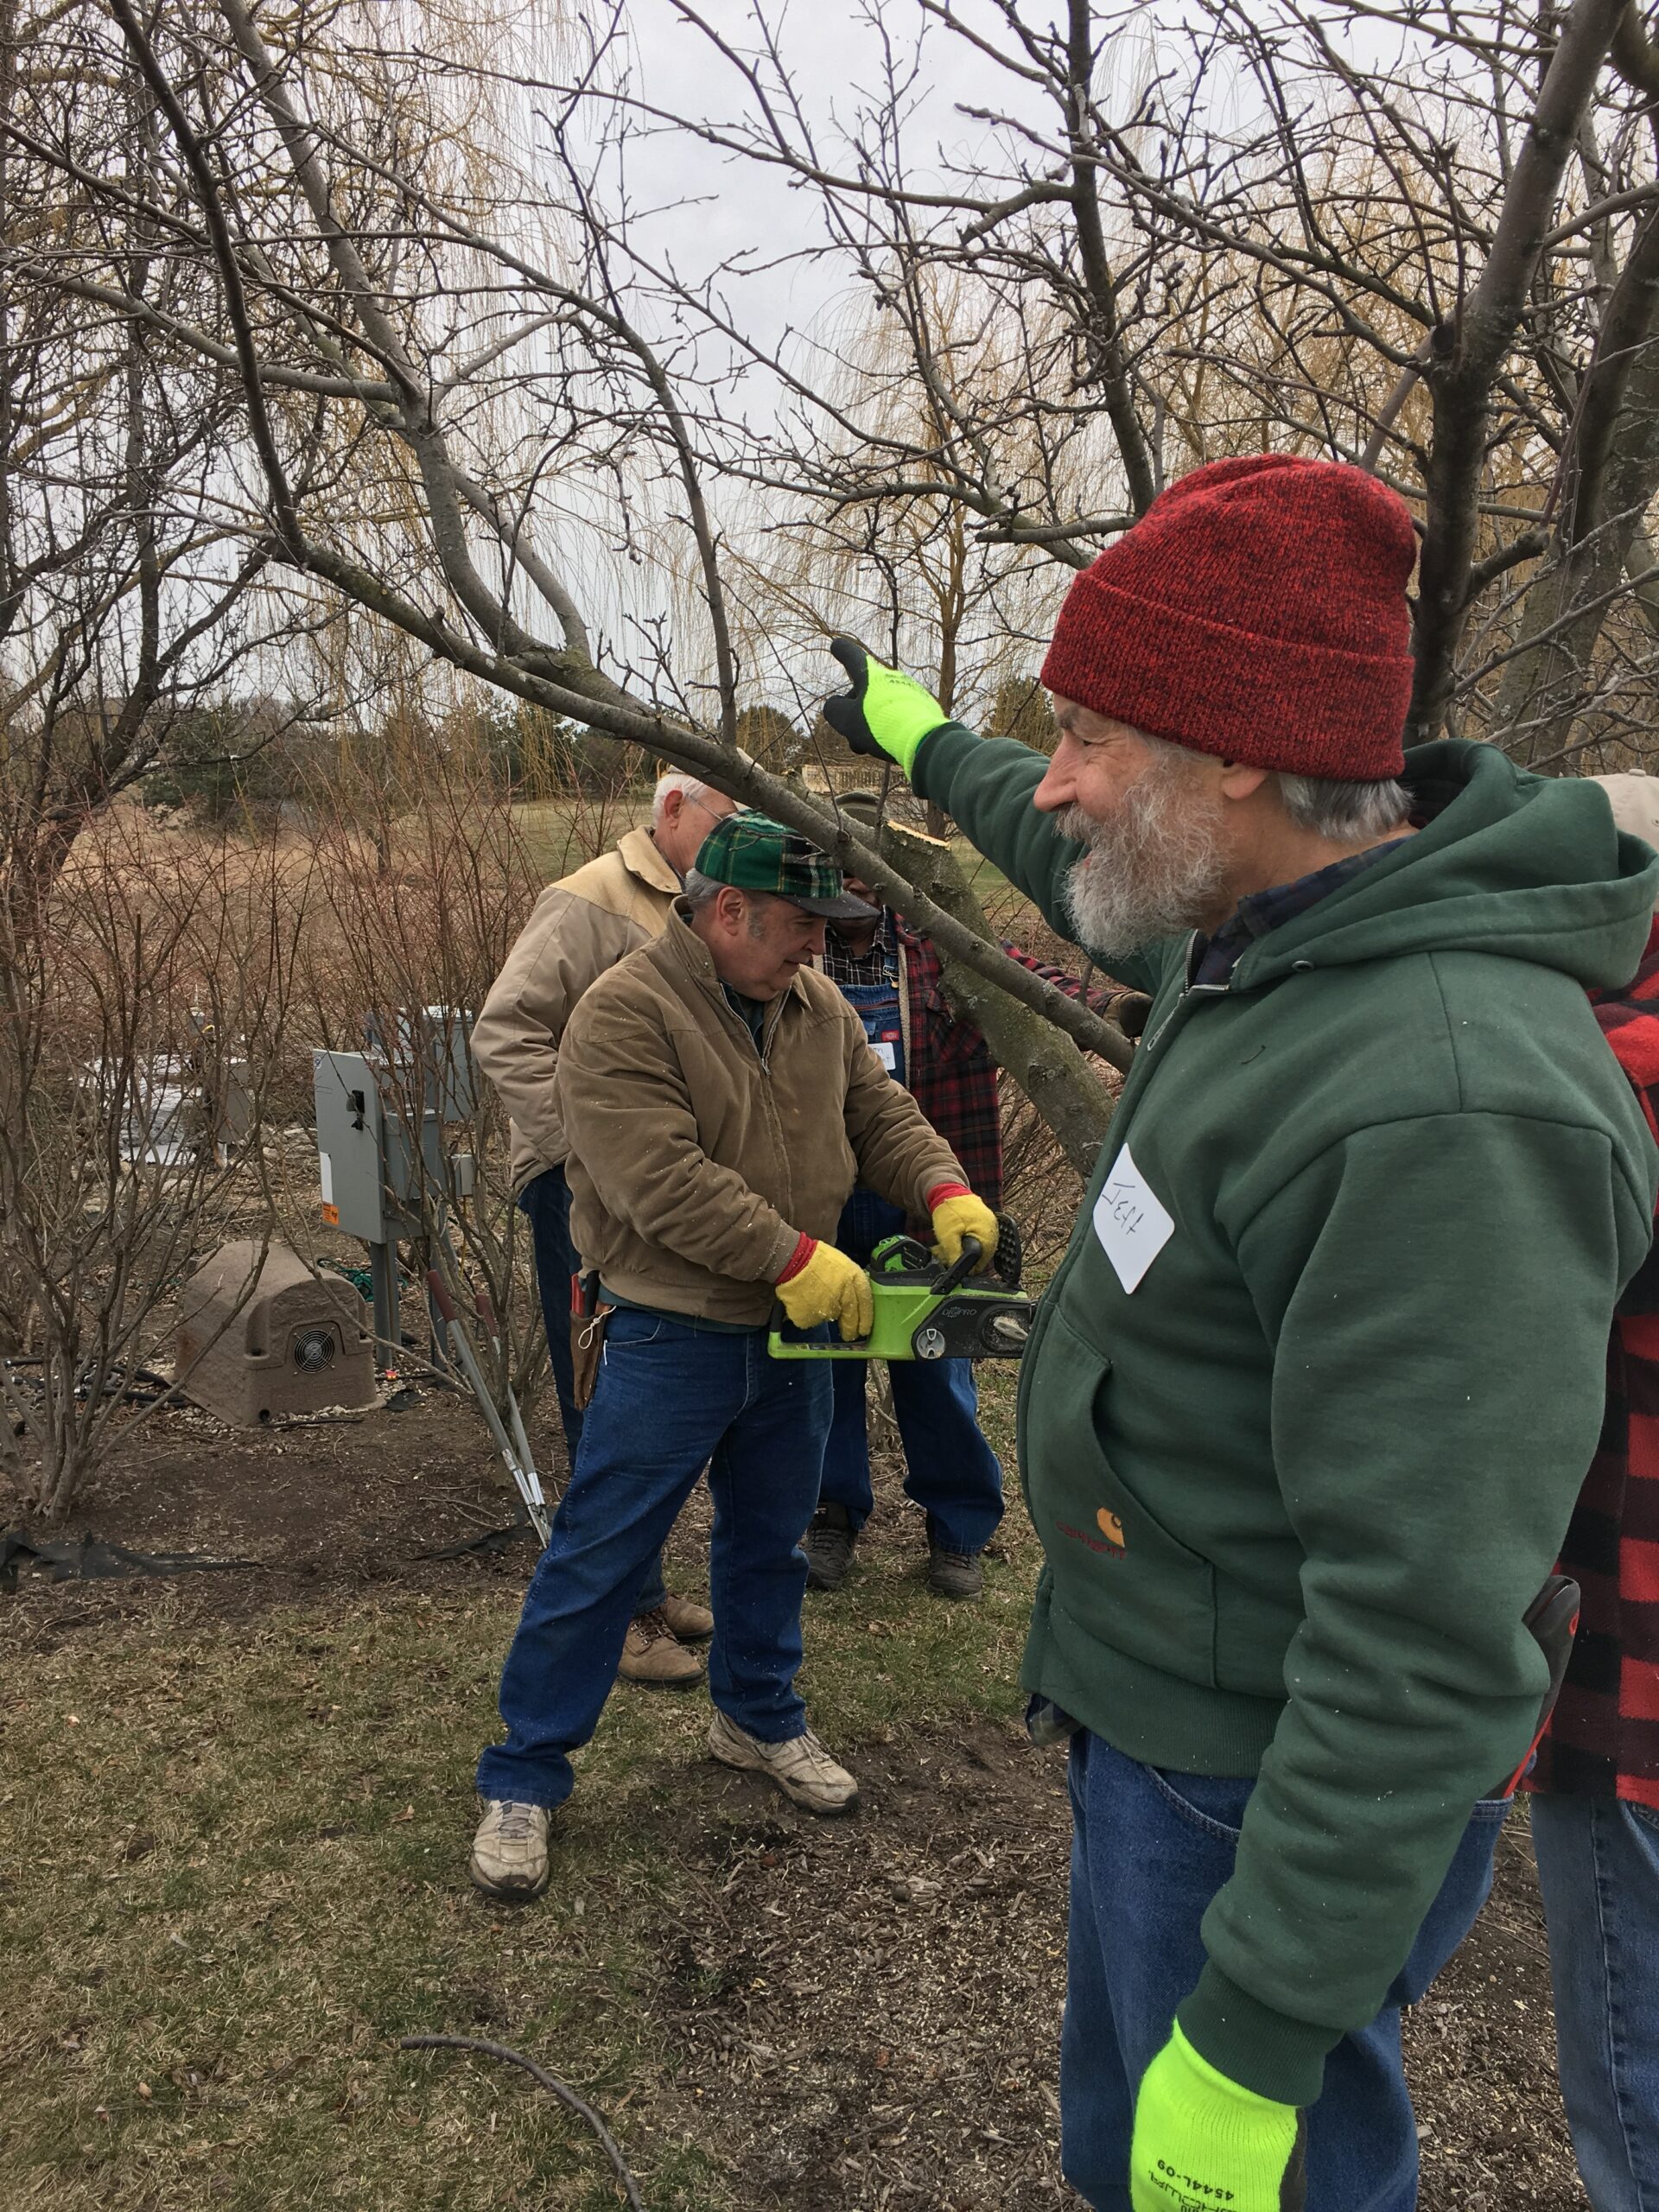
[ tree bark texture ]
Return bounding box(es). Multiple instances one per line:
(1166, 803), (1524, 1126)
(1408, 0), (1630, 741)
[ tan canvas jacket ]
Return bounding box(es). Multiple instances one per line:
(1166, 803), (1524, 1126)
(557, 907), (965, 1325)
(471, 826), (682, 1190)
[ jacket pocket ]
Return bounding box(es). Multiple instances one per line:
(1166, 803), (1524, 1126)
(1031, 1305), (1219, 1688)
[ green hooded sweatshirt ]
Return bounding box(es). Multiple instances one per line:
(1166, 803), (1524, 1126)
(912, 726), (1659, 2107)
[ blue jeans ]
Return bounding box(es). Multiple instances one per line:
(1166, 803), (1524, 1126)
(1531, 1794), (1659, 2212)
(1062, 1730), (1510, 2211)
(476, 1307), (831, 1809)
(818, 1190), (1004, 1556)
(518, 1166), (664, 1617)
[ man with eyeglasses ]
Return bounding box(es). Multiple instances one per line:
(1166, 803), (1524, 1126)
(473, 770), (739, 1686)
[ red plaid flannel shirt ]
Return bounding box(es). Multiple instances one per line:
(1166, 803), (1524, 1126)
(879, 922), (1115, 1216)
(1531, 917), (1659, 1808)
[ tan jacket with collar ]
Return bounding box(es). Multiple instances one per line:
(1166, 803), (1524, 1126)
(556, 906), (965, 1325)
(471, 826), (681, 1192)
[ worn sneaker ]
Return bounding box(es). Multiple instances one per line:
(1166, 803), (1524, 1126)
(801, 1503), (856, 1592)
(470, 1798), (552, 1902)
(927, 1547), (984, 1599)
(619, 1606), (706, 1688)
(658, 1590), (714, 1643)
(708, 1710), (859, 1816)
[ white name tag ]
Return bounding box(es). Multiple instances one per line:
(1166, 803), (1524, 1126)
(874, 1041), (898, 1071)
(1092, 1143), (1174, 1293)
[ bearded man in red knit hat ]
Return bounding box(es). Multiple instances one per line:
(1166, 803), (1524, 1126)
(822, 454), (1659, 2212)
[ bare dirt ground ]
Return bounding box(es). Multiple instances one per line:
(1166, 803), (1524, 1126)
(2, 1387), (1583, 2209)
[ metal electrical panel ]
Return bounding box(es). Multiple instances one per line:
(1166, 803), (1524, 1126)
(314, 1049), (398, 1240)
(362, 1005), (475, 1124)
(313, 1047), (455, 1236)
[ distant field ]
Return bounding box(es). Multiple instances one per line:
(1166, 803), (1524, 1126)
(509, 797), (649, 884)
(506, 792), (1020, 927)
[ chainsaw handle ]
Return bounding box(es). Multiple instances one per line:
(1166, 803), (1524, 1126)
(767, 1301), (870, 1359)
(933, 1235), (983, 1298)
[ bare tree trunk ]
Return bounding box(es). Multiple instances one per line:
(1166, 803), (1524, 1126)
(1497, 196), (1659, 762)
(1408, 0), (1630, 741)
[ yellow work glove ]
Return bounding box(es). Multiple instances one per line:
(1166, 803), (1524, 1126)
(928, 1185), (999, 1270)
(1130, 2025), (1306, 2212)
(823, 638), (951, 777)
(774, 1239), (874, 1342)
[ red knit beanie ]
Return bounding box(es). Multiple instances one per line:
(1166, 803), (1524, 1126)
(1039, 454), (1418, 779)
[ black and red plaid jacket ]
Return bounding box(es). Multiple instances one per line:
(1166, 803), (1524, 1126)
(843, 918), (1114, 1217)
(1530, 917), (1659, 1808)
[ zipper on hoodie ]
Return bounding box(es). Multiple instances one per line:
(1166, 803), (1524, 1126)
(1018, 954), (1231, 1401)
(1140, 977), (1230, 1063)
(1139, 933), (1231, 1058)
(1117, 933), (1233, 1126)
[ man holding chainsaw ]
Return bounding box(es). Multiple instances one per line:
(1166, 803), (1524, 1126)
(821, 454), (1659, 2210)
(471, 810), (995, 1901)
(472, 771), (738, 1688)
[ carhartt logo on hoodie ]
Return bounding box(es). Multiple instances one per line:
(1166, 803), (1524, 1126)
(1056, 1511), (1127, 1559)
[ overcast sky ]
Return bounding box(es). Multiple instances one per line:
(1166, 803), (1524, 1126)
(580, 0), (1064, 353)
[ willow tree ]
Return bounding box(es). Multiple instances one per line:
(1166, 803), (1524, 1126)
(12, 0), (1659, 1176)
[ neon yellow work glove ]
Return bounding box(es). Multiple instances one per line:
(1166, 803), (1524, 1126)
(1130, 2024), (1306, 2212)
(823, 638), (950, 778)
(774, 1240), (874, 1342)
(927, 1186), (999, 1272)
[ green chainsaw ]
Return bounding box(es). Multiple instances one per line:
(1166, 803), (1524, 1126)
(768, 1214), (1033, 1363)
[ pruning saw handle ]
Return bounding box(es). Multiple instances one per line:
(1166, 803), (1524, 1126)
(1493, 1572), (1581, 1799)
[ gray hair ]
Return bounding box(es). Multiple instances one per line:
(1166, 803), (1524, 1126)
(1133, 732), (1410, 841)
(1273, 771), (1413, 842)
(653, 770), (713, 825)
(681, 867), (727, 911)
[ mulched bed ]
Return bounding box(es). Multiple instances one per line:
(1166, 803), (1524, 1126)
(0, 1381), (544, 1646)
(635, 1728), (1581, 2210)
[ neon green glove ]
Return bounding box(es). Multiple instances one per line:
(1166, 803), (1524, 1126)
(775, 1239), (874, 1341)
(823, 638), (950, 777)
(927, 1186), (999, 1272)
(1130, 2025), (1306, 2212)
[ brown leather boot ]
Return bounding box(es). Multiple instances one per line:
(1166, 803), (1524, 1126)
(801, 1503), (856, 1591)
(619, 1605), (705, 1688)
(658, 1590), (714, 1642)
(927, 1546), (984, 1599)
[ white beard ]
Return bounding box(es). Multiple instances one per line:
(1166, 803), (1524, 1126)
(1056, 755), (1228, 957)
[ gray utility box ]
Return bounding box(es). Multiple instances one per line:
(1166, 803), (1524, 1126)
(176, 1239), (375, 1425)
(313, 1048), (449, 1242)
(363, 1005), (476, 1125)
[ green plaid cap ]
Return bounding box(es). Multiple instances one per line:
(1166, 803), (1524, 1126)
(693, 810), (877, 920)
